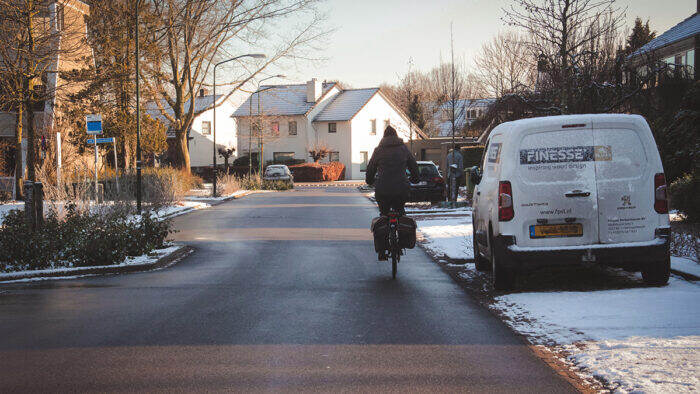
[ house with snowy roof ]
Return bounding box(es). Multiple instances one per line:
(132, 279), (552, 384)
(427, 98), (495, 137)
(145, 89), (239, 169)
(233, 78), (426, 180)
(627, 7), (698, 80)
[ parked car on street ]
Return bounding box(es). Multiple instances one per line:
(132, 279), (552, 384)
(408, 161), (446, 203)
(263, 164), (294, 186)
(471, 114), (671, 290)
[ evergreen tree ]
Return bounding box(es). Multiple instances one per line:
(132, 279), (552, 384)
(625, 18), (656, 55)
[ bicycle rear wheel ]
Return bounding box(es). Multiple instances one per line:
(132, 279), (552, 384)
(391, 255), (397, 279)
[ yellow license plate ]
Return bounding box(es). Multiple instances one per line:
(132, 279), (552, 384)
(529, 223), (583, 238)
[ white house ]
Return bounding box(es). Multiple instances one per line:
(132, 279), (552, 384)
(146, 90), (239, 169)
(232, 79), (426, 180)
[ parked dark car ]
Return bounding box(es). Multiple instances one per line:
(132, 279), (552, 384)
(408, 161), (446, 203)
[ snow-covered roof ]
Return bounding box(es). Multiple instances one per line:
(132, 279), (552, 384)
(145, 94), (223, 125)
(313, 88), (379, 122)
(232, 83), (336, 117)
(629, 13), (700, 58)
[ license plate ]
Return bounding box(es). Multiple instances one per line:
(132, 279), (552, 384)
(412, 181), (427, 186)
(529, 223), (583, 238)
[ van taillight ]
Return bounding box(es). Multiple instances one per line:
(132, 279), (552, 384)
(654, 173), (668, 214)
(498, 181), (514, 221)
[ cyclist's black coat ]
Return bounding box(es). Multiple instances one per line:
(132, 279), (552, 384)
(365, 134), (419, 200)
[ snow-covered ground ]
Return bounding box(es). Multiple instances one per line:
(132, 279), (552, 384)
(416, 216), (474, 260)
(673, 256), (700, 277)
(415, 212), (700, 393)
(495, 279), (700, 393)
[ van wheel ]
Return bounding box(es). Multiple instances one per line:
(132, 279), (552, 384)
(490, 233), (516, 291)
(473, 234), (490, 271)
(641, 256), (670, 286)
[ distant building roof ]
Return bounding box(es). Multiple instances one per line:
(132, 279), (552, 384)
(232, 83), (336, 117)
(145, 94), (223, 125)
(313, 88), (379, 121)
(629, 13), (700, 58)
(428, 99), (496, 137)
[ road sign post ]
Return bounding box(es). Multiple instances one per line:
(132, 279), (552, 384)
(86, 115), (103, 203)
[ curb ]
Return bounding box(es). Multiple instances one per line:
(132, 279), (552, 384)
(296, 182), (365, 188)
(0, 245), (194, 283)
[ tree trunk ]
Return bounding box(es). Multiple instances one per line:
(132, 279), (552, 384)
(26, 106), (36, 182)
(14, 107), (23, 200)
(174, 130), (190, 173)
(123, 138), (133, 169)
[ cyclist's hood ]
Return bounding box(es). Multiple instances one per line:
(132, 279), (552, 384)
(378, 134), (404, 147)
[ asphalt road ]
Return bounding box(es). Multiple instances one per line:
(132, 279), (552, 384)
(0, 187), (576, 393)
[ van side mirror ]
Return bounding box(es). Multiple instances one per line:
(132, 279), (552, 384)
(470, 167), (482, 185)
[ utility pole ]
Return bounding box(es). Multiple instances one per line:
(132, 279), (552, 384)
(212, 54), (266, 196)
(135, 0), (142, 213)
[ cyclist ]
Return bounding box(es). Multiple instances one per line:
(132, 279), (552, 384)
(366, 126), (420, 260)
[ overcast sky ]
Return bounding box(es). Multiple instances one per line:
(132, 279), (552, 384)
(274, 0), (697, 88)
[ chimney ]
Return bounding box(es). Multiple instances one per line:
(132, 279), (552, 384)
(306, 78), (322, 102)
(199, 88), (208, 98)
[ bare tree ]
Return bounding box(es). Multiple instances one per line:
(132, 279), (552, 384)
(0, 0), (89, 196)
(142, 0), (328, 173)
(503, 0), (625, 112)
(308, 142), (330, 163)
(475, 31), (534, 97)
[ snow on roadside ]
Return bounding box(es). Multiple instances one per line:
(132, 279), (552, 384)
(495, 279), (700, 393)
(673, 256), (700, 278)
(416, 213), (699, 393)
(415, 216), (473, 260)
(0, 245), (182, 282)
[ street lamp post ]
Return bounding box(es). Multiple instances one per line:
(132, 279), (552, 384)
(249, 75), (284, 177)
(212, 54), (266, 197)
(135, 0), (142, 213)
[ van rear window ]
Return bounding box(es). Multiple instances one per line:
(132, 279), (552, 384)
(594, 129), (646, 180)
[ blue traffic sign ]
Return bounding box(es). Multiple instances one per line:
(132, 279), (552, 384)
(87, 137), (115, 144)
(86, 114), (103, 135)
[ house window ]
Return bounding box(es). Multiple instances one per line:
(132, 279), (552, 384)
(201, 121), (211, 135)
(360, 151), (368, 172)
(329, 151), (340, 162)
(288, 121), (297, 136)
(273, 152), (295, 163)
(328, 123), (337, 133)
(271, 122), (279, 135)
(370, 119), (376, 135)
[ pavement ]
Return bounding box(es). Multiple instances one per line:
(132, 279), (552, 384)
(0, 187), (576, 393)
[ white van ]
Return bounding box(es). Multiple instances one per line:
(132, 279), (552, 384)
(471, 114), (671, 290)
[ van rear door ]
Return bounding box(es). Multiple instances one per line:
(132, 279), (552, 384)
(515, 122), (599, 247)
(593, 119), (656, 244)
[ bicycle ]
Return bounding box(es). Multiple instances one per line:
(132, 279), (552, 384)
(386, 210), (402, 279)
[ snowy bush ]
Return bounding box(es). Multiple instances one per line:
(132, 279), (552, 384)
(0, 205), (173, 272)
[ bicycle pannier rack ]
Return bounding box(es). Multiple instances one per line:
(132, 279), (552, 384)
(371, 216), (390, 252)
(398, 216), (417, 249)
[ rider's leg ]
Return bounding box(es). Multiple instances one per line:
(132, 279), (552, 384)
(376, 195), (391, 216)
